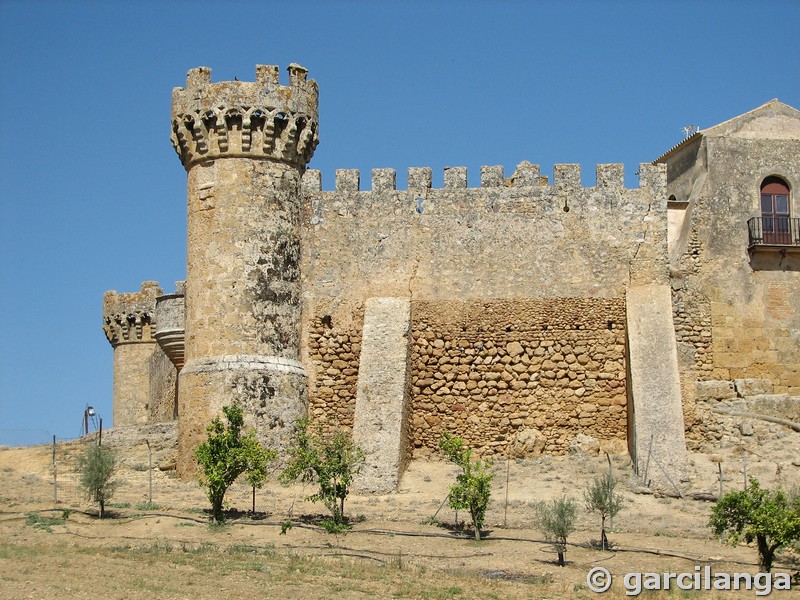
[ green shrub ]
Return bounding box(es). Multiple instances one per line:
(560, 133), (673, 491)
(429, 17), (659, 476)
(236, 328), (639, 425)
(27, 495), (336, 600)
(25, 512), (64, 533)
(535, 496), (577, 566)
(195, 404), (275, 523)
(77, 443), (118, 518)
(709, 478), (800, 572)
(439, 432), (493, 541)
(584, 471), (623, 550)
(280, 418), (364, 528)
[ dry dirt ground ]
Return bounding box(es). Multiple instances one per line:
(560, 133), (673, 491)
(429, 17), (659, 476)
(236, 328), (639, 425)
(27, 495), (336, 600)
(1, 433), (799, 599)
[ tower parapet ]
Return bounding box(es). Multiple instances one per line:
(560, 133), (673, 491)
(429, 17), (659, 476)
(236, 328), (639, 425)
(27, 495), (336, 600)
(171, 64), (319, 169)
(103, 281), (162, 346)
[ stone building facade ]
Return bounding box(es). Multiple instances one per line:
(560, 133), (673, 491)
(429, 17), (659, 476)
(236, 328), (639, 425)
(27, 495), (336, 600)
(102, 65), (800, 490)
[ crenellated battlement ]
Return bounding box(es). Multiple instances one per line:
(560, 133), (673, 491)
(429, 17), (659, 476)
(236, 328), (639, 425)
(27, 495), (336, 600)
(302, 162), (665, 194)
(171, 64), (319, 169)
(103, 281), (162, 347)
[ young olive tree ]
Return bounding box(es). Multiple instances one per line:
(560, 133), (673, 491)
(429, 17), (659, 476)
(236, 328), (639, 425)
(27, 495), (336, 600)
(439, 432), (493, 541)
(709, 478), (800, 572)
(77, 443), (118, 518)
(280, 418), (365, 530)
(196, 404), (274, 523)
(245, 442), (277, 514)
(535, 496), (578, 566)
(584, 471), (623, 550)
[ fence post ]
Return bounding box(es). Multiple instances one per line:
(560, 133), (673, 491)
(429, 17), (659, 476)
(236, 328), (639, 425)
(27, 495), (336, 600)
(504, 456), (510, 528)
(52, 435), (57, 503)
(146, 439), (152, 504)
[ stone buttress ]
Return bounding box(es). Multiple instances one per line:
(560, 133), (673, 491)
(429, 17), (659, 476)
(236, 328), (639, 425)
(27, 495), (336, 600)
(170, 64), (319, 477)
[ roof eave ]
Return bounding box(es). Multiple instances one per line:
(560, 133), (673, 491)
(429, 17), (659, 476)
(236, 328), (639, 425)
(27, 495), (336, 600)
(652, 131), (703, 165)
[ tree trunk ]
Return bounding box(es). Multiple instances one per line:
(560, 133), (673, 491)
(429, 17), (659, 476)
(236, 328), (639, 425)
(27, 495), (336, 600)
(252, 486), (256, 513)
(212, 495), (224, 523)
(601, 515), (607, 550)
(472, 509), (481, 541)
(99, 499), (105, 519)
(756, 535), (776, 572)
(557, 551), (565, 567)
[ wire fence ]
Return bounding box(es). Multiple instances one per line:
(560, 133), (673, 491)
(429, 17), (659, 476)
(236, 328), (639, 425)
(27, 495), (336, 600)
(3, 429), (768, 529)
(51, 436), (85, 505)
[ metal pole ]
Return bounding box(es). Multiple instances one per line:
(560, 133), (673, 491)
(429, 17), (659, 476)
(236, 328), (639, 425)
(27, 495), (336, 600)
(607, 453), (613, 531)
(504, 456), (510, 528)
(431, 493), (450, 522)
(84, 409), (88, 437)
(98, 418), (103, 446)
(52, 435), (57, 503)
(146, 439), (152, 504)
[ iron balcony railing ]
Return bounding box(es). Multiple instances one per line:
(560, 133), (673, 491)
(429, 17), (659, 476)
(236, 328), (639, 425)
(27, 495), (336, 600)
(747, 216), (800, 249)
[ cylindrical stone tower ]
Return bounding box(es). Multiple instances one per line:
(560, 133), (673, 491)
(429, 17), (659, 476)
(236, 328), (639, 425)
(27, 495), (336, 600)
(170, 64), (319, 477)
(154, 281), (186, 373)
(103, 281), (163, 426)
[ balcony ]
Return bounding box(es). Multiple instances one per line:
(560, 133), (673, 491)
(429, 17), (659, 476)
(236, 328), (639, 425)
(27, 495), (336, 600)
(747, 217), (800, 253)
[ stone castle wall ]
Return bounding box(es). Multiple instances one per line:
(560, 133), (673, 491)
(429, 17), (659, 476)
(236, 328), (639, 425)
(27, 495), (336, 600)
(301, 298), (628, 458)
(408, 299), (628, 457)
(306, 306), (364, 436)
(300, 162), (668, 304)
(148, 346), (178, 422)
(296, 163), (665, 459)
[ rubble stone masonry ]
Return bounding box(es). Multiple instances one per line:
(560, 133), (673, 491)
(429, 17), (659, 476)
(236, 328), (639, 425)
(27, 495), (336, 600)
(408, 299), (627, 456)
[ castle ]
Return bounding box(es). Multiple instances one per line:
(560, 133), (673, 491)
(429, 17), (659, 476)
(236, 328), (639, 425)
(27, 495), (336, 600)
(102, 64), (800, 491)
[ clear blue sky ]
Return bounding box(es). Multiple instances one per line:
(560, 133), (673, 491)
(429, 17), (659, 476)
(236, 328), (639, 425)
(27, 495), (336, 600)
(1, 1), (798, 445)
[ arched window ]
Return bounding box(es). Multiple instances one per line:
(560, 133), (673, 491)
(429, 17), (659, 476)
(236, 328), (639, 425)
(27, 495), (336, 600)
(760, 176), (790, 244)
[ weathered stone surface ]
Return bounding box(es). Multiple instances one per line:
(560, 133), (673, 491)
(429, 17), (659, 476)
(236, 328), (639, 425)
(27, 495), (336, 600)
(662, 101), (800, 398)
(695, 380), (737, 402)
(173, 66), (318, 478)
(90, 422), (178, 471)
(103, 282), (177, 427)
(407, 299), (628, 456)
(626, 285), (688, 486)
(745, 394), (800, 421)
(734, 378), (773, 398)
(569, 433), (600, 455)
(509, 428), (545, 458)
(154, 284), (185, 371)
(352, 298), (412, 493)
